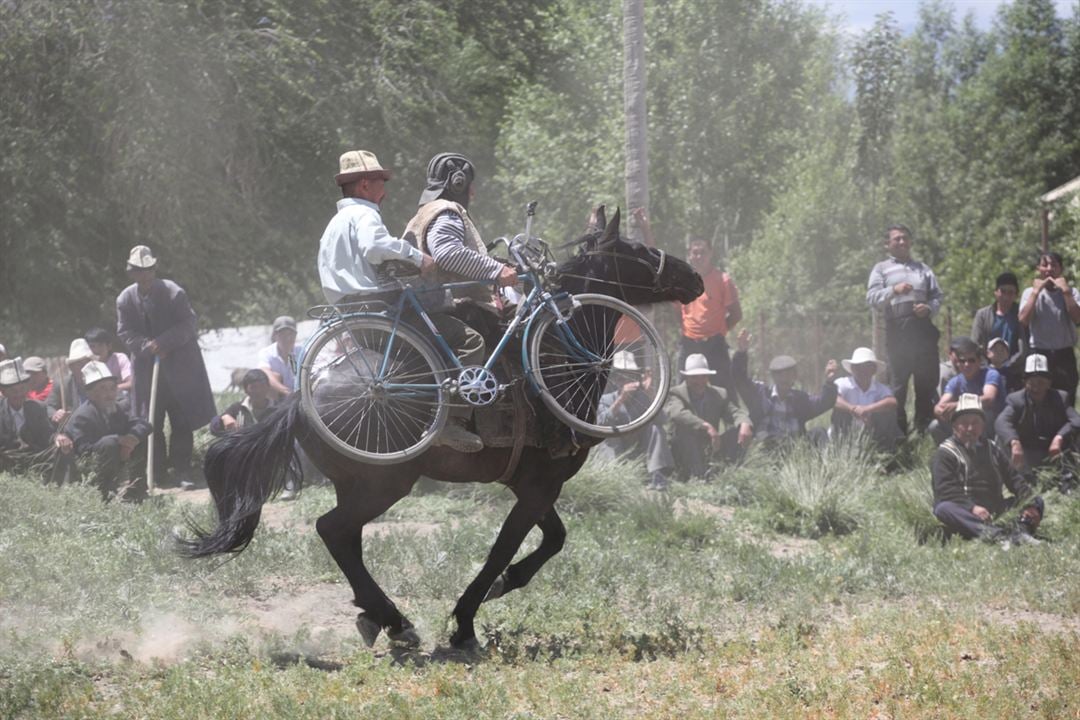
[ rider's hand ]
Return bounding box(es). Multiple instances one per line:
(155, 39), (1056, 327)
(419, 254), (436, 275)
(497, 265), (518, 287)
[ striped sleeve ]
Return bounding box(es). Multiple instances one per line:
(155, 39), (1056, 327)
(427, 211), (503, 281)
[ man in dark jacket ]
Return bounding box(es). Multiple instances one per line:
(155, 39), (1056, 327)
(52, 361), (152, 501)
(116, 245), (216, 490)
(0, 358), (54, 473)
(933, 393), (1043, 542)
(995, 353), (1080, 483)
(732, 329), (838, 445)
(665, 353), (752, 481)
(971, 272), (1024, 389)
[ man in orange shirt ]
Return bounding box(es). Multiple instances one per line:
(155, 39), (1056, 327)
(680, 237), (741, 393)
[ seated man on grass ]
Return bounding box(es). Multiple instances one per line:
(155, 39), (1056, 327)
(665, 353), (752, 481)
(830, 347), (900, 452)
(932, 393), (1043, 544)
(52, 361), (152, 502)
(210, 369), (277, 436)
(0, 358), (54, 473)
(732, 329), (837, 446)
(995, 353), (1080, 490)
(929, 336), (1005, 444)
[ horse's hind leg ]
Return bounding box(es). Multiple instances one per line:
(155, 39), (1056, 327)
(316, 475), (418, 647)
(483, 508), (566, 603)
(449, 479), (562, 648)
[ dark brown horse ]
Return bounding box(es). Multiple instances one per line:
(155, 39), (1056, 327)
(181, 209), (703, 650)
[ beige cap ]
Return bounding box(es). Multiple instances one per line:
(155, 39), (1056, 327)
(335, 150), (392, 185)
(23, 356), (47, 373)
(81, 360), (115, 389)
(67, 338), (95, 365)
(127, 245), (157, 269)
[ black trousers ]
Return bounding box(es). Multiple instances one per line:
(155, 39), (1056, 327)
(886, 323), (940, 435)
(152, 375), (194, 479)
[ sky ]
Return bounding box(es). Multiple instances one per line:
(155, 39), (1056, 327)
(806, 0), (1076, 35)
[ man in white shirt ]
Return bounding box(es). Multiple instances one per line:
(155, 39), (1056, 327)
(317, 150), (435, 302)
(832, 347), (900, 452)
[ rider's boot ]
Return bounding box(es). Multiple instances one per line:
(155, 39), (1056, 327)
(436, 417), (484, 453)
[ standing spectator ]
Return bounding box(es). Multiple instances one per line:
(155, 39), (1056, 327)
(866, 224), (943, 435)
(971, 272), (1024, 386)
(995, 354), (1080, 484)
(678, 237), (741, 393)
(1018, 252), (1080, 407)
(116, 245), (216, 490)
(930, 337), (1005, 443)
(932, 393), (1043, 543)
(52, 362), (152, 502)
(665, 354), (752, 481)
(596, 351), (674, 490)
(733, 329), (838, 445)
(831, 347), (901, 452)
(258, 316), (300, 399)
(46, 338), (95, 426)
(23, 356), (53, 403)
(0, 358), (54, 472)
(85, 327), (133, 397)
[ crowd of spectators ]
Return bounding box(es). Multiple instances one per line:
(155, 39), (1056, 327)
(1, 216), (1074, 546)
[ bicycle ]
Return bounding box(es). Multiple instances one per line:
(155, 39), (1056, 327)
(297, 203), (670, 464)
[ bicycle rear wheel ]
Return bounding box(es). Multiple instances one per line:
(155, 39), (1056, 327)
(526, 294), (669, 437)
(299, 316), (449, 464)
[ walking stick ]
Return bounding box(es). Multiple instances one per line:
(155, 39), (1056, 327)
(146, 356), (160, 493)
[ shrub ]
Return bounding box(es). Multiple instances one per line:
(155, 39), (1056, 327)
(883, 469), (942, 545)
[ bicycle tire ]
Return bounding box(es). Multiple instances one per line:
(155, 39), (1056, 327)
(299, 315), (449, 464)
(526, 294), (670, 438)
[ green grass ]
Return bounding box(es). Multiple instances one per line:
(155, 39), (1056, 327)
(1, 442), (1079, 718)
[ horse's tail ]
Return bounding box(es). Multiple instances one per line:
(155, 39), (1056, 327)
(177, 394), (304, 558)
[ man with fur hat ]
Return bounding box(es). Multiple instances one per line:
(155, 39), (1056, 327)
(831, 347), (900, 452)
(52, 361), (152, 501)
(932, 393), (1043, 543)
(116, 245), (216, 490)
(0, 358), (54, 472)
(45, 338), (95, 425)
(733, 329), (838, 445)
(665, 353), (753, 481)
(402, 152), (519, 452)
(995, 353), (1080, 483)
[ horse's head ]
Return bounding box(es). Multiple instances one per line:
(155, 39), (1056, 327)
(558, 206), (704, 305)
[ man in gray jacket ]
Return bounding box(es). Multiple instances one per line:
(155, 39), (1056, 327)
(116, 245), (216, 490)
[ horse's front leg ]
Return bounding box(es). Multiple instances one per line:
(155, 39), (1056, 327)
(316, 475), (419, 648)
(483, 508), (566, 603)
(450, 480), (563, 649)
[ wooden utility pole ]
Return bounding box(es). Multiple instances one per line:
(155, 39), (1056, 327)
(623, 0), (649, 242)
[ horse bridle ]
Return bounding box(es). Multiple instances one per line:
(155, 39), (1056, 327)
(557, 247), (671, 301)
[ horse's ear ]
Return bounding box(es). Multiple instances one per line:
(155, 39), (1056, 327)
(586, 204), (606, 233)
(599, 207), (621, 247)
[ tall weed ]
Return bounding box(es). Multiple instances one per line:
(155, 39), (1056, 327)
(883, 468), (942, 545)
(750, 436), (880, 538)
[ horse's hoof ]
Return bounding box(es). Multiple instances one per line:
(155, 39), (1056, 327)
(483, 575), (506, 603)
(449, 636), (483, 654)
(356, 614), (381, 648)
(387, 623), (422, 650)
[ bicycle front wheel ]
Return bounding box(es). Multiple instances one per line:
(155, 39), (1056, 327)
(526, 294), (670, 437)
(299, 316), (449, 464)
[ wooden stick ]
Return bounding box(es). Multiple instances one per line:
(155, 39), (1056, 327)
(146, 357), (160, 492)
